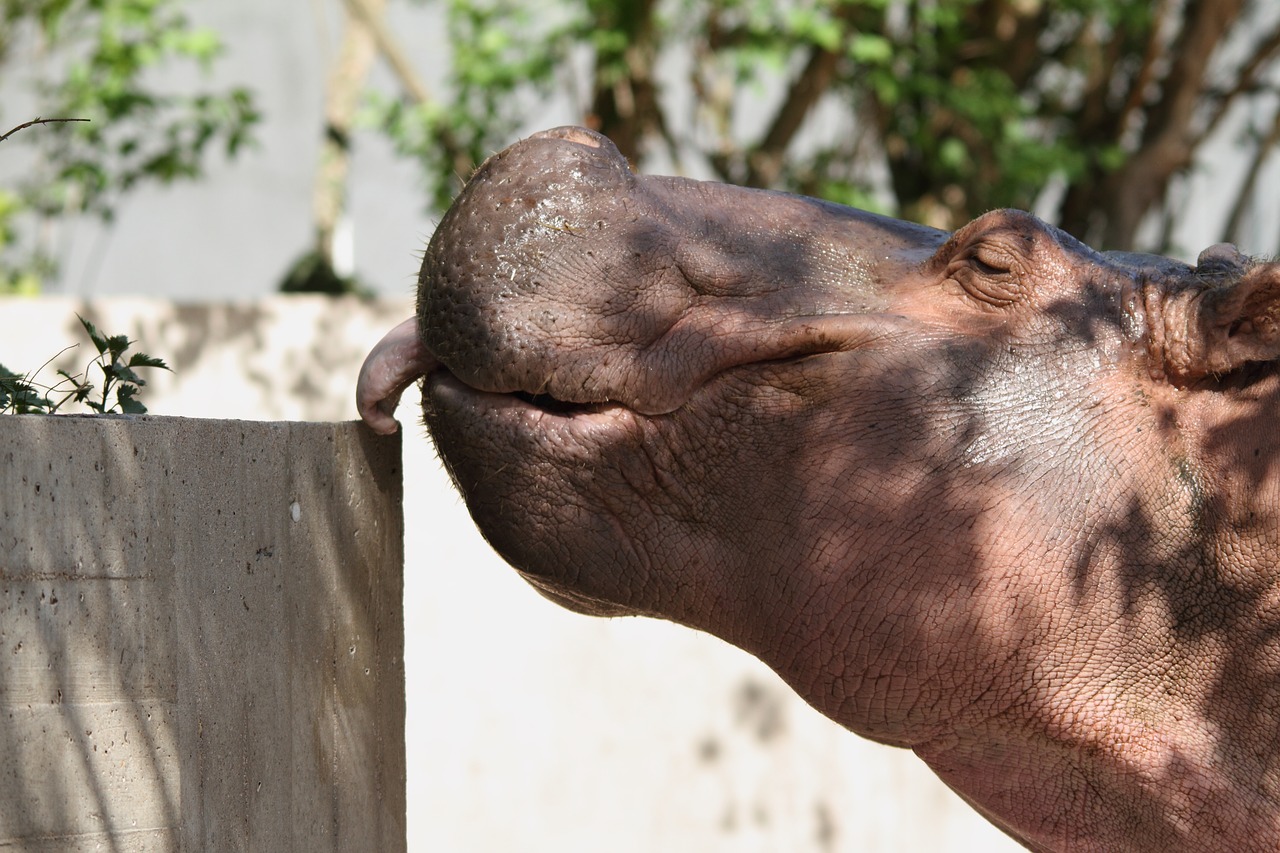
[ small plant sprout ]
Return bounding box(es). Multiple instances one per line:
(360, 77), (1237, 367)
(0, 315), (171, 415)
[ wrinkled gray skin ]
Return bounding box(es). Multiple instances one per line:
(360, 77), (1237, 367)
(358, 127), (1280, 851)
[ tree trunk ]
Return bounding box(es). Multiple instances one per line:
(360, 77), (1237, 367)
(1099, 0), (1246, 249)
(587, 0), (663, 167)
(314, 0), (384, 273)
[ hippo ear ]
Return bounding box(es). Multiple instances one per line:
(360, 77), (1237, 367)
(1192, 262), (1280, 376)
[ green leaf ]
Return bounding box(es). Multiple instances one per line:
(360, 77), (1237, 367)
(3, 312), (170, 415)
(55, 369), (94, 404)
(116, 383), (147, 414)
(785, 8), (841, 50)
(0, 364), (50, 414)
(79, 315), (110, 355)
(939, 137), (969, 172)
(849, 33), (893, 65)
(1098, 144), (1128, 172)
(128, 352), (171, 371)
(109, 363), (146, 386)
(105, 333), (132, 361)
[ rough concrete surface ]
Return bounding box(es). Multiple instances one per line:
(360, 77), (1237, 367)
(0, 414), (405, 852)
(0, 296), (1019, 852)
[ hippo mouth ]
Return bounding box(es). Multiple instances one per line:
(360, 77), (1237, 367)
(422, 341), (813, 434)
(419, 310), (906, 441)
(430, 371), (629, 412)
(512, 390), (604, 414)
(428, 368), (629, 419)
(420, 362), (645, 460)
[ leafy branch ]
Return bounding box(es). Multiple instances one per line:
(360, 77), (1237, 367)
(0, 1), (260, 293)
(0, 315), (171, 415)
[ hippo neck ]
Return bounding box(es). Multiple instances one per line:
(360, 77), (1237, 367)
(1178, 368), (1280, 544)
(916, 368), (1280, 849)
(1141, 369), (1280, 793)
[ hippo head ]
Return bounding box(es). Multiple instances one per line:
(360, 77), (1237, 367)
(359, 127), (1280, 849)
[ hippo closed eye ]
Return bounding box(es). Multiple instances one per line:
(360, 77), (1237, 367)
(359, 126), (1280, 851)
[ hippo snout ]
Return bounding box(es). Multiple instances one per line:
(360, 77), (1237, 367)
(417, 127), (931, 415)
(417, 126), (641, 403)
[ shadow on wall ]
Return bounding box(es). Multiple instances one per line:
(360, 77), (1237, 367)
(1, 295), (414, 423)
(0, 418), (182, 846)
(0, 415), (405, 851)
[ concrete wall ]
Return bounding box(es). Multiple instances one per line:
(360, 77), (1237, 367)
(0, 414), (404, 851)
(0, 296), (1020, 852)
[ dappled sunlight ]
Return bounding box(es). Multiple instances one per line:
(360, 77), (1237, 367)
(415, 128), (1280, 847)
(0, 415), (403, 850)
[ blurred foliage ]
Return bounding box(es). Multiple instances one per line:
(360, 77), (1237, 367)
(279, 249), (373, 297)
(369, 0), (1280, 252)
(364, 0), (578, 212)
(0, 0), (259, 293)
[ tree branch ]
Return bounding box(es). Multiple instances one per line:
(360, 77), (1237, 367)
(0, 117), (89, 143)
(1222, 104), (1280, 245)
(962, 0), (1051, 90)
(1068, 15), (1121, 144)
(1201, 21), (1280, 142)
(740, 1), (883, 189)
(1116, 0), (1176, 142)
(1102, 0), (1247, 248)
(313, 0), (381, 272)
(690, 10), (737, 183)
(341, 0), (472, 180)
(744, 43), (842, 188)
(586, 0), (664, 166)
(342, 0), (429, 104)
(1141, 0), (1244, 149)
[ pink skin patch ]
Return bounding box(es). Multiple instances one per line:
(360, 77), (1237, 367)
(356, 317), (434, 435)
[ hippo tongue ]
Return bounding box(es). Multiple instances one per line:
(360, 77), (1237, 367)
(356, 317), (436, 435)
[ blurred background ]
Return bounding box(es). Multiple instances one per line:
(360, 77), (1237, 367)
(4, 1), (1280, 849)
(3, 0), (1280, 301)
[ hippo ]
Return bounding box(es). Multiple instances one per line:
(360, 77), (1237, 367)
(357, 127), (1280, 851)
